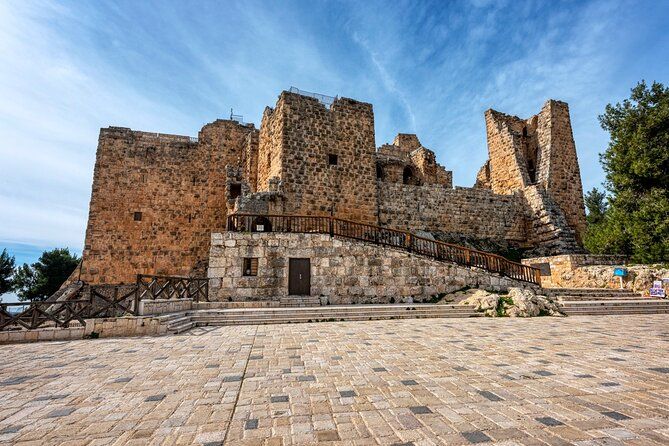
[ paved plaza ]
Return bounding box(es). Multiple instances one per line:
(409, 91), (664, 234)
(1, 315), (669, 445)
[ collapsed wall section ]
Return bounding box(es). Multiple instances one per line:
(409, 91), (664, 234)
(540, 101), (586, 242)
(378, 184), (527, 244)
(481, 100), (587, 250)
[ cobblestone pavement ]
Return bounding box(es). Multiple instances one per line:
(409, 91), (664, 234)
(1, 315), (669, 445)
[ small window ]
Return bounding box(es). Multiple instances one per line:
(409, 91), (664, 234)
(229, 183), (242, 199)
(376, 165), (385, 180)
(522, 127), (528, 137)
(133, 212), (142, 221)
(328, 154), (338, 166)
(243, 258), (258, 276)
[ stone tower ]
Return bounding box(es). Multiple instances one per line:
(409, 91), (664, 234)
(477, 100), (586, 251)
(255, 91), (378, 224)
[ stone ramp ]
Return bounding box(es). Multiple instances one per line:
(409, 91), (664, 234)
(545, 288), (669, 315)
(164, 304), (480, 333)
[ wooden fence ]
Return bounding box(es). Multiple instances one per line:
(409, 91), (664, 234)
(1, 275), (208, 332)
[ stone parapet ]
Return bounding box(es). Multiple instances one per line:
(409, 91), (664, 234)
(0, 315), (169, 344)
(139, 299), (193, 315)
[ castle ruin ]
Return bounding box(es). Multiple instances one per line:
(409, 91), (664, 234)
(78, 88), (586, 294)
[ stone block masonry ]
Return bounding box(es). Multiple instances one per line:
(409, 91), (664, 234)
(0, 315), (169, 344)
(208, 232), (536, 304)
(259, 91), (379, 224)
(378, 183), (527, 244)
(478, 100), (586, 247)
(79, 121), (257, 284)
(74, 88), (589, 288)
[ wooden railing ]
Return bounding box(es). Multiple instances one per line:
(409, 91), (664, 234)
(1, 275), (209, 332)
(136, 274), (209, 302)
(0, 285), (138, 331)
(227, 214), (541, 284)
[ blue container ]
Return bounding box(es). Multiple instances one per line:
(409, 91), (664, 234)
(613, 267), (628, 277)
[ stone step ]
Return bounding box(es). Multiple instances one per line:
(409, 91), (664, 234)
(564, 309), (669, 316)
(185, 305), (472, 317)
(168, 321), (196, 333)
(191, 313), (480, 326)
(557, 296), (649, 301)
(168, 304), (480, 330)
(543, 288), (638, 295)
(189, 311), (477, 321)
(165, 315), (192, 326)
(189, 308), (477, 319)
(560, 299), (669, 307)
(559, 298), (669, 317)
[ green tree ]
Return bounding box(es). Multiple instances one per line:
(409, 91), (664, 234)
(13, 248), (80, 302)
(584, 187), (608, 225)
(0, 249), (16, 296)
(586, 81), (669, 262)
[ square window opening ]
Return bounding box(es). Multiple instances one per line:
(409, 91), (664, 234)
(328, 154), (338, 166)
(229, 183), (242, 199)
(133, 212), (142, 221)
(243, 258), (258, 276)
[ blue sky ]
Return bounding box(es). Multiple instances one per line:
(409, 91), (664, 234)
(1, 0), (668, 301)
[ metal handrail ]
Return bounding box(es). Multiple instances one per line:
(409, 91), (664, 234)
(289, 87), (337, 107)
(227, 213), (541, 284)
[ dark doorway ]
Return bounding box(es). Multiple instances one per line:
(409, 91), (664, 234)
(288, 258), (311, 295)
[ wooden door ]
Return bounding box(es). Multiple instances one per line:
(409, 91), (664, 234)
(288, 258), (311, 295)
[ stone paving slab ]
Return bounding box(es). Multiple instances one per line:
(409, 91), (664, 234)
(1, 315), (668, 445)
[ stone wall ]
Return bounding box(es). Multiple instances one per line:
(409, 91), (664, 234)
(378, 183), (527, 244)
(258, 92), (379, 224)
(521, 254), (649, 290)
(479, 100), (587, 250)
(80, 121), (255, 284)
(75, 88), (590, 287)
(208, 232), (536, 304)
(376, 136), (453, 187)
(138, 299), (193, 315)
(0, 315), (169, 344)
(541, 101), (587, 242)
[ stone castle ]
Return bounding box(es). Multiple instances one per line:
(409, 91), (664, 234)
(78, 87), (586, 287)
